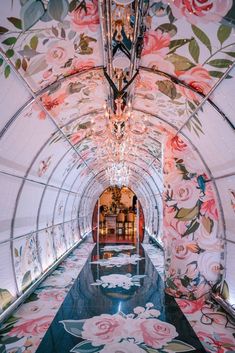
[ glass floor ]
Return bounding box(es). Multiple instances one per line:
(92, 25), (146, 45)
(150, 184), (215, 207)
(35, 244), (206, 353)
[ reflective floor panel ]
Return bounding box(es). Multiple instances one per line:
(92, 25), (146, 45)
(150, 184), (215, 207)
(35, 244), (206, 353)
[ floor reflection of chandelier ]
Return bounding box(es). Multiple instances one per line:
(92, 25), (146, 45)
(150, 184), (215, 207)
(106, 162), (130, 187)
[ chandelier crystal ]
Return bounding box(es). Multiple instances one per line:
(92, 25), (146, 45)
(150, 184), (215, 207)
(106, 162), (131, 187)
(96, 0), (149, 186)
(112, 1), (134, 42)
(104, 97), (132, 142)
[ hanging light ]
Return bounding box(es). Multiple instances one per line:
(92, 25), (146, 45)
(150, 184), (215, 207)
(94, 0), (149, 183)
(104, 97), (131, 142)
(91, 100), (146, 164)
(106, 162), (131, 187)
(112, 0), (135, 42)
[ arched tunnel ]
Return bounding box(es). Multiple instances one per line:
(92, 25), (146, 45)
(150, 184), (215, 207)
(0, 0), (235, 352)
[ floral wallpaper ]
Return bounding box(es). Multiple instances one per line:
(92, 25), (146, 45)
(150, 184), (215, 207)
(142, 243), (235, 353)
(0, 0), (103, 91)
(61, 303), (196, 353)
(14, 234), (41, 292)
(91, 273), (146, 290)
(0, 241), (95, 353)
(39, 69), (108, 126)
(163, 132), (223, 299)
(134, 0), (235, 134)
(90, 253), (145, 268)
(1, 242), (234, 353)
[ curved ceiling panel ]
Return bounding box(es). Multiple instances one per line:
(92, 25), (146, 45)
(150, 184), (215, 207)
(0, 103), (56, 178)
(181, 101), (235, 178)
(215, 175), (235, 242)
(0, 173), (22, 242)
(13, 180), (46, 238)
(38, 185), (63, 229)
(211, 66), (235, 128)
(0, 2), (104, 92)
(142, 1), (235, 93)
(28, 142), (77, 187)
(0, 56), (31, 132)
(39, 69), (108, 125)
(133, 69), (203, 128)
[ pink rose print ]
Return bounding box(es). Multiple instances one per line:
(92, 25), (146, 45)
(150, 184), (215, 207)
(8, 315), (54, 338)
(100, 341), (146, 353)
(168, 178), (201, 209)
(139, 318), (178, 349)
(46, 41), (75, 67)
(177, 66), (213, 101)
(163, 157), (178, 174)
(66, 59), (95, 76)
(172, 239), (193, 260)
(168, 135), (187, 152)
(163, 0), (233, 25)
(198, 331), (235, 353)
(142, 30), (170, 56)
(141, 54), (175, 75)
(164, 135), (194, 163)
(71, 0), (99, 32)
(40, 92), (66, 117)
(38, 289), (66, 303)
(201, 184), (218, 220)
(81, 314), (127, 346)
(70, 130), (87, 145)
(177, 297), (205, 314)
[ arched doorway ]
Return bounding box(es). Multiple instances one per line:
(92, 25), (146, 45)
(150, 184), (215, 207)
(92, 186), (145, 244)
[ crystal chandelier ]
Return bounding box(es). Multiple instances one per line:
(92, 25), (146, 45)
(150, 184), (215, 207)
(96, 137), (137, 164)
(105, 138), (137, 162)
(112, 1), (134, 42)
(91, 99), (146, 168)
(104, 97), (132, 142)
(95, 0), (149, 186)
(106, 162), (130, 187)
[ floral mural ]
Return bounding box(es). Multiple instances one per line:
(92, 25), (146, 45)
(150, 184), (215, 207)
(61, 303), (196, 353)
(14, 234), (41, 292)
(90, 253), (144, 268)
(162, 0), (233, 25)
(176, 296), (235, 353)
(93, 245), (235, 353)
(0, 0), (103, 91)
(91, 273), (146, 290)
(0, 242), (95, 353)
(134, 0), (235, 135)
(1, 243), (235, 353)
(163, 132), (223, 299)
(102, 245), (136, 252)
